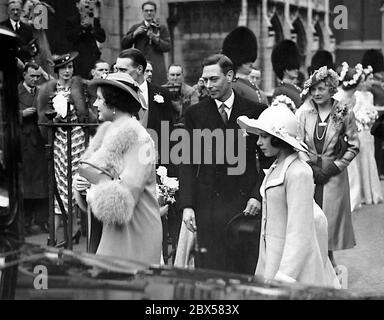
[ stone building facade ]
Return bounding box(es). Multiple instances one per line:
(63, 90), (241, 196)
(330, 0), (384, 67)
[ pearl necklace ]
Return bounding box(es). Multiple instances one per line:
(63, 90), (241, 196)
(316, 118), (329, 140)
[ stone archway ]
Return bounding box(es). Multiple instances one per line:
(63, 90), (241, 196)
(315, 21), (325, 50)
(271, 13), (284, 45)
(168, 0), (241, 85)
(292, 17), (307, 66)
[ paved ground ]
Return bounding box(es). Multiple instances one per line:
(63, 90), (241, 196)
(334, 181), (384, 296)
(26, 182), (384, 296)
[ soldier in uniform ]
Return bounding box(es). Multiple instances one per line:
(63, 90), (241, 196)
(271, 39), (302, 109)
(222, 26), (268, 106)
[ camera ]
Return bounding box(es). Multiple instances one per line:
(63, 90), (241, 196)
(84, 4), (94, 17)
(163, 83), (182, 101)
(147, 21), (160, 33)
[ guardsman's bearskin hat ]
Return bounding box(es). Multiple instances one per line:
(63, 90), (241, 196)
(308, 50), (335, 75)
(222, 26), (258, 72)
(271, 39), (301, 80)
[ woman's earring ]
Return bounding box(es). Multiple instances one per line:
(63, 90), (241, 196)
(113, 108), (116, 118)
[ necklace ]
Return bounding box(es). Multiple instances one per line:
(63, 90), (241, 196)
(316, 117), (328, 140)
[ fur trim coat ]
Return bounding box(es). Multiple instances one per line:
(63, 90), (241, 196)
(81, 116), (162, 264)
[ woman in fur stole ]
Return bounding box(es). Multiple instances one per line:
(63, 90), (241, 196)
(73, 73), (162, 265)
(37, 51), (97, 243)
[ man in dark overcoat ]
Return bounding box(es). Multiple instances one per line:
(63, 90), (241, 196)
(179, 54), (270, 274)
(0, 0), (35, 63)
(65, 0), (106, 79)
(18, 62), (49, 234)
(121, 1), (170, 86)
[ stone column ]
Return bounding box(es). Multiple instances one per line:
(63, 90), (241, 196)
(381, 3), (384, 50)
(306, 0), (315, 71)
(323, 0), (335, 56)
(284, 0), (292, 40)
(238, 0), (248, 26)
(261, 0), (275, 97)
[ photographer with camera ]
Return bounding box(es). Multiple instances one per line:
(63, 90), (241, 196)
(122, 1), (170, 85)
(162, 64), (199, 128)
(65, 0), (106, 79)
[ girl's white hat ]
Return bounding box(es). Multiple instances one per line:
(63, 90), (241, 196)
(237, 105), (308, 153)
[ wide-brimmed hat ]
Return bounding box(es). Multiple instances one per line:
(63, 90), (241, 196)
(301, 66), (339, 98)
(49, 51), (78, 69)
(237, 104), (308, 153)
(89, 72), (141, 105)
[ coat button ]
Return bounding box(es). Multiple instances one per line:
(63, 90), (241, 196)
(215, 192), (220, 197)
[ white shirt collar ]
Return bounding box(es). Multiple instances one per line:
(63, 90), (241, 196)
(138, 80), (149, 110)
(23, 82), (35, 94)
(214, 90), (235, 120)
(215, 90), (235, 109)
(10, 19), (19, 30)
(215, 90), (235, 117)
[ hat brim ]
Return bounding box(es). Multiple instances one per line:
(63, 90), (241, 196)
(51, 51), (79, 68)
(237, 116), (308, 153)
(89, 78), (141, 105)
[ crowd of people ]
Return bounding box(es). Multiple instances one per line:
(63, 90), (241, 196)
(2, 0), (384, 289)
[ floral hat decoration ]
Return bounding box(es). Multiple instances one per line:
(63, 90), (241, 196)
(271, 94), (297, 114)
(363, 65), (374, 78)
(301, 66), (339, 98)
(338, 62), (364, 89)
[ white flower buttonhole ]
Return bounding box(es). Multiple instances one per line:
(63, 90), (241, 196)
(154, 94), (164, 103)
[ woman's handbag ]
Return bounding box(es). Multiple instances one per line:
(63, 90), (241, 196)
(78, 161), (115, 185)
(371, 113), (384, 140)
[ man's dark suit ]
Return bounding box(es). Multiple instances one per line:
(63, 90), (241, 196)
(145, 82), (174, 168)
(0, 19), (34, 62)
(65, 13), (106, 79)
(179, 91), (270, 274)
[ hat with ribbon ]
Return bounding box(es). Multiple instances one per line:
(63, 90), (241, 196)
(89, 72), (143, 111)
(49, 51), (79, 69)
(237, 104), (308, 153)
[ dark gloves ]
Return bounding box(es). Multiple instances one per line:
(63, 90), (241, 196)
(323, 162), (341, 177)
(308, 162), (329, 185)
(308, 162), (341, 185)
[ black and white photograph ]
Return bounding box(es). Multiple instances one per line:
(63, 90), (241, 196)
(0, 0), (384, 305)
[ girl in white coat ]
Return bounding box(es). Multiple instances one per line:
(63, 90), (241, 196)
(238, 104), (340, 288)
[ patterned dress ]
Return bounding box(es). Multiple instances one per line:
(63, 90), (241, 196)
(53, 83), (86, 215)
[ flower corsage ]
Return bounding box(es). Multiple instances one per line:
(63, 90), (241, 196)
(154, 93), (164, 104)
(156, 166), (179, 207)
